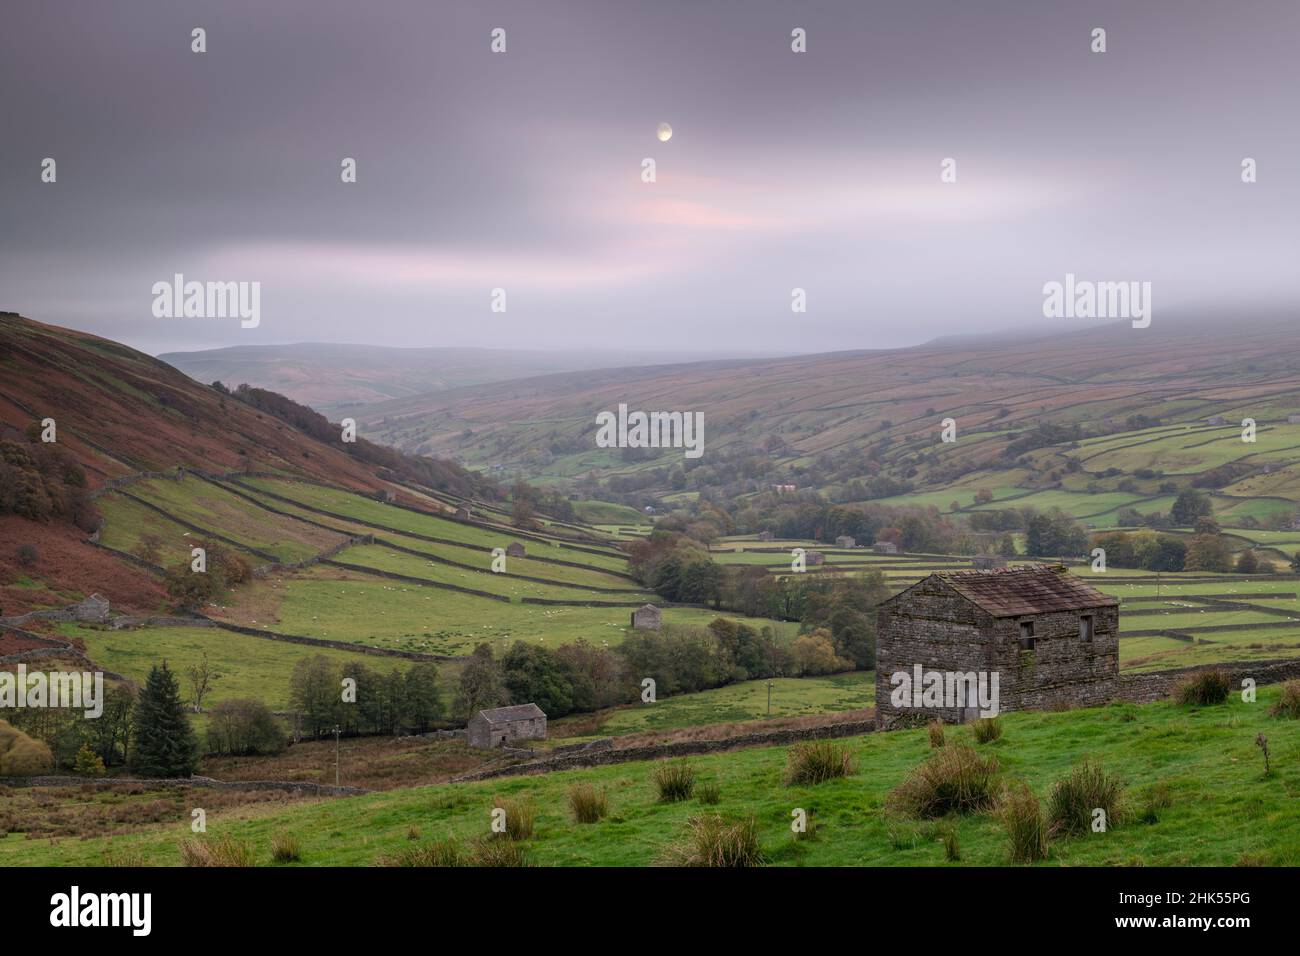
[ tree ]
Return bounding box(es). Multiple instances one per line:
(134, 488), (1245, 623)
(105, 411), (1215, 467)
(1235, 549), (1260, 574)
(501, 643), (574, 717)
(453, 644), (508, 718)
(187, 652), (218, 713)
(206, 699), (286, 755)
(130, 662), (199, 778)
(1185, 534), (1232, 572)
(1170, 490), (1212, 527)
(289, 654), (340, 738)
(1290, 551), (1300, 573)
(401, 664), (444, 733)
(73, 743), (107, 777)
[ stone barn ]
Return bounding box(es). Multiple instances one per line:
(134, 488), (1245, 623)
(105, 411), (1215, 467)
(872, 541), (898, 555)
(972, 554), (1007, 570)
(631, 603), (662, 630)
(455, 505), (473, 520)
(506, 541), (526, 558)
(835, 535), (856, 548)
(757, 530), (774, 542)
(874, 565), (1118, 728)
(467, 703), (547, 749)
(806, 550), (825, 566)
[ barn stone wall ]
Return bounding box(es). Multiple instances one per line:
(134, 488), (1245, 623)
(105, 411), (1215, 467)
(875, 578), (1119, 726)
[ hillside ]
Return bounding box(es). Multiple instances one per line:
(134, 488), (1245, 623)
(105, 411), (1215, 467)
(0, 312), (492, 615)
(160, 343), (778, 418)
(356, 314), (1300, 538)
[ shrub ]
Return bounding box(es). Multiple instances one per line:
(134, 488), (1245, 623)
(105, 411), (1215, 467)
(179, 834), (256, 867)
(270, 832), (301, 863)
(492, 795), (536, 840)
(16, 544), (38, 567)
(970, 716), (1002, 744)
(653, 761), (696, 802)
(697, 781), (721, 805)
(1269, 680), (1300, 719)
(1000, 781), (1048, 863)
(659, 814), (764, 867)
(885, 745), (1000, 819)
(927, 720), (945, 748)
(568, 783), (608, 823)
(1173, 668), (1230, 706)
(72, 744), (106, 777)
(784, 740), (857, 785)
(0, 720), (54, 775)
(1046, 758), (1124, 837)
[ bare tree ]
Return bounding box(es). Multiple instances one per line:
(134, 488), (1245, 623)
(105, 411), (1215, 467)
(187, 652), (219, 713)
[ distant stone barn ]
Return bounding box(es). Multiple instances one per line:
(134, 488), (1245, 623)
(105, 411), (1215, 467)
(835, 535), (856, 548)
(757, 530), (774, 542)
(972, 554), (1006, 570)
(506, 541), (526, 558)
(872, 541), (898, 555)
(467, 703), (547, 749)
(805, 550), (825, 566)
(631, 603), (662, 630)
(874, 565), (1118, 728)
(455, 505), (473, 520)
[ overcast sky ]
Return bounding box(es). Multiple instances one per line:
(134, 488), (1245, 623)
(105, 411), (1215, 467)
(1, 0), (1296, 356)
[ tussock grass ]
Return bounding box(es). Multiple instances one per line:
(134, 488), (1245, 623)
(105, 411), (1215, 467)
(970, 716), (1002, 744)
(1269, 680), (1300, 719)
(179, 834), (256, 867)
(659, 813), (764, 867)
(1174, 668), (1230, 706)
(784, 740), (857, 785)
(1047, 758), (1124, 837)
(927, 720), (945, 748)
(270, 832), (301, 863)
(653, 761), (696, 802)
(568, 783), (608, 823)
(1000, 781), (1048, 863)
(492, 795), (536, 840)
(885, 744), (1000, 819)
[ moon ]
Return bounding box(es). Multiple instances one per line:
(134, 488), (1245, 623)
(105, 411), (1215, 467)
(656, 122), (673, 143)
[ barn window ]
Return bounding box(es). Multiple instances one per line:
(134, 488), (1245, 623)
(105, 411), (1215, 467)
(1080, 615), (1094, 642)
(1018, 621), (1036, 651)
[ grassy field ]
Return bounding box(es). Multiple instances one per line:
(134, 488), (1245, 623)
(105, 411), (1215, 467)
(5, 687), (1296, 866)
(212, 566), (799, 656)
(66, 621), (445, 711)
(549, 672), (875, 743)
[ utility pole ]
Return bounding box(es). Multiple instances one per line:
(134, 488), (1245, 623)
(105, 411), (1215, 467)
(334, 725), (340, 786)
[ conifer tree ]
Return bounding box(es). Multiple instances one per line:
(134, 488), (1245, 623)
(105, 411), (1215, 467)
(130, 661), (199, 777)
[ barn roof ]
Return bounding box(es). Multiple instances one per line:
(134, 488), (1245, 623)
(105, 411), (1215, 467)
(887, 564), (1117, 618)
(475, 703), (545, 724)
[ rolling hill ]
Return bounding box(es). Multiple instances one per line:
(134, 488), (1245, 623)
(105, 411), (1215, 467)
(160, 343), (779, 418)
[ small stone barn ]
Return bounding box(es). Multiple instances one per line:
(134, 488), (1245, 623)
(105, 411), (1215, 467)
(467, 703), (547, 749)
(835, 535), (856, 548)
(506, 541), (527, 558)
(806, 550), (825, 566)
(455, 505), (473, 519)
(872, 541), (898, 555)
(972, 554), (1006, 570)
(875, 565), (1118, 727)
(631, 603), (662, 630)
(758, 530), (774, 542)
